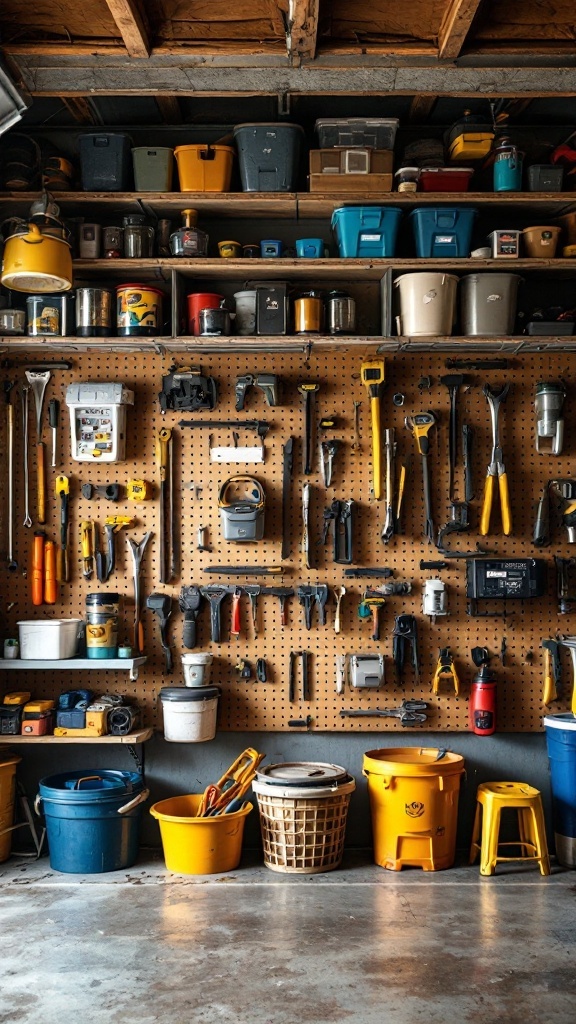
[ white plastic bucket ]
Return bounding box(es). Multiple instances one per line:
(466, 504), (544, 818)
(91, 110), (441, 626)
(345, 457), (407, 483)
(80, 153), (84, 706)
(394, 272), (458, 337)
(181, 652), (213, 687)
(17, 619), (83, 659)
(233, 290), (257, 335)
(160, 687), (219, 743)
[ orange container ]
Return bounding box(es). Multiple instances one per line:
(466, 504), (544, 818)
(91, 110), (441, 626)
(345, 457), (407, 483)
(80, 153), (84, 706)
(174, 145), (234, 192)
(522, 226), (561, 257)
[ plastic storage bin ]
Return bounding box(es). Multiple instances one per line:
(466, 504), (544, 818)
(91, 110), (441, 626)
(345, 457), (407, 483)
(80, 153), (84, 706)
(160, 686), (219, 742)
(233, 123), (304, 192)
(528, 165), (564, 191)
(419, 167), (474, 192)
(410, 207), (477, 257)
(315, 118), (399, 150)
(17, 619), (83, 660)
(363, 747), (464, 871)
(150, 794), (252, 874)
(174, 144), (234, 192)
(79, 133), (131, 192)
(461, 273), (522, 336)
(132, 147), (174, 191)
(394, 272), (458, 337)
(331, 206), (403, 258)
(38, 769), (148, 873)
(522, 226), (561, 257)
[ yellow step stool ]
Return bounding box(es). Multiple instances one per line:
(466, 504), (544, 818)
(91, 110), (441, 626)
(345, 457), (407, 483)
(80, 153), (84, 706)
(469, 781), (550, 876)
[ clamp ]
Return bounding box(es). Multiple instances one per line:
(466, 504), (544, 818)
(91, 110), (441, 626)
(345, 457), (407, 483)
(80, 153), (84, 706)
(432, 647), (460, 696)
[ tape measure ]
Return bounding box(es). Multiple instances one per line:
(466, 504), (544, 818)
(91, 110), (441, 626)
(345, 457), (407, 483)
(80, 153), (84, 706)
(127, 479), (150, 501)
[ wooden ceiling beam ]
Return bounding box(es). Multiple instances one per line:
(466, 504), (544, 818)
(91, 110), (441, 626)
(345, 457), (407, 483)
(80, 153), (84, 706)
(408, 95), (438, 123)
(104, 0), (150, 58)
(438, 0), (484, 60)
(60, 96), (101, 124)
(286, 0), (320, 63)
(156, 95), (183, 124)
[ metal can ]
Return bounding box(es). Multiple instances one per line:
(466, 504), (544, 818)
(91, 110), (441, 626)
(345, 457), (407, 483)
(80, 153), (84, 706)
(294, 291), (325, 334)
(76, 287), (113, 337)
(116, 284), (164, 336)
(86, 593), (119, 659)
(26, 294), (72, 337)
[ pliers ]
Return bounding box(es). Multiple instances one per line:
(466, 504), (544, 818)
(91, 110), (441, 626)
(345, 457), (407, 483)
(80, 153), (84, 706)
(432, 647), (460, 696)
(480, 383), (512, 536)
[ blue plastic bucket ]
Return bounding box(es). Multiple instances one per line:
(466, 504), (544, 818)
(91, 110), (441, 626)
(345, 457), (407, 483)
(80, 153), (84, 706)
(410, 207), (477, 257)
(38, 770), (148, 873)
(331, 206), (403, 258)
(544, 714), (576, 867)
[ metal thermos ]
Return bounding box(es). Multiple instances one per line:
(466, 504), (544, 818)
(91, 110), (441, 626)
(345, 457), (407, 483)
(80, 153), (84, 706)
(76, 287), (113, 338)
(535, 381), (566, 455)
(294, 291), (325, 334)
(470, 666), (497, 735)
(326, 290), (356, 334)
(122, 215), (155, 258)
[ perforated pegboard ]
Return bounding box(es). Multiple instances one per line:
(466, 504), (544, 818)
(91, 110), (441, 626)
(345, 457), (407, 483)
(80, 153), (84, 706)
(1, 347), (574, 732)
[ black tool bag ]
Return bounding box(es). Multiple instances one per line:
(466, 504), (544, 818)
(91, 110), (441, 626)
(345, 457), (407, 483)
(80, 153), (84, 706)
(159, 365), (218, 412)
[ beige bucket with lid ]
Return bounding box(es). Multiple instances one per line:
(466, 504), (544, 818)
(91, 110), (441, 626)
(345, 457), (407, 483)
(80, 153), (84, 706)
(394, 272), (458, 337)
(522, 226), (561, 257)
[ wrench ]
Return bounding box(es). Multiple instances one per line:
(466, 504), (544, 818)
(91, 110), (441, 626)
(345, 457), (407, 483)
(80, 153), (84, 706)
(339, 699), (429, 726)
(21, 386), (32, 528)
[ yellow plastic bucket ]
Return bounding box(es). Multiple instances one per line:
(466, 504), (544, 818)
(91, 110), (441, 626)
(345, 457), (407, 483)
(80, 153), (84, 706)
(363, 747), (465, 872)
(0, 756), (21, 863)
(174, 145), (234, 192)
(150, 794), (252, 874)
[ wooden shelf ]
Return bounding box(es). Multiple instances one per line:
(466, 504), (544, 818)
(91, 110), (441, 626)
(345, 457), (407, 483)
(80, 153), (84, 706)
(0, 657), (147, 681)
(1, 191), (575, 220)
(0, 728), (153, 745)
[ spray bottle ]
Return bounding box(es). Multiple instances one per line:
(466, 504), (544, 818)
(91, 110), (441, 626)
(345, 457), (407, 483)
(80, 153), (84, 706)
(470, 647), (497, 736)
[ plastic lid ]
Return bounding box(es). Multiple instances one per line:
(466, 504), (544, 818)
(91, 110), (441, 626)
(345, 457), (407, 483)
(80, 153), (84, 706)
(160, 686), (220, 702)
(420, 166), (474, 173)
(544, 713), (576, 730)
(234, 122), (304, 133)
(256, 762), (348, 786)
(116, 284), (164, 297)
(86, 593), (120, 603)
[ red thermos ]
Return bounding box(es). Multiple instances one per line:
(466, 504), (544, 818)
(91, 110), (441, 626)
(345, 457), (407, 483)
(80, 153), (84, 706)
(470, 665), (497, 735)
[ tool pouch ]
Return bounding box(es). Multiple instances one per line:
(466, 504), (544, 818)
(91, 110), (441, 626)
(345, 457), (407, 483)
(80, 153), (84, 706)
(159, 365), (217, 412)
(219, 476), (266, 542)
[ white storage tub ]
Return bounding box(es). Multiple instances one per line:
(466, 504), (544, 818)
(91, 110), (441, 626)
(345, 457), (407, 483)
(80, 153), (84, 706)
(17, 619), (83, 660)
(160, 686), (220, 742)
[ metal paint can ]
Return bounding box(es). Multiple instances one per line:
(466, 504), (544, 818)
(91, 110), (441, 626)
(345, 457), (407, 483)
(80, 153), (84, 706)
(76, 287), (113, 337)
(116, 284), (164, 336)
(294, 291), (325, 334)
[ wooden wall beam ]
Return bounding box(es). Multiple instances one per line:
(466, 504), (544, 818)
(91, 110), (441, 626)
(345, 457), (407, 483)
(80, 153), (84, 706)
(60, 96), (101, 124)
(438, 0), (484, 60)
(286, 0), (320, 63)
(408, 95), (438, 123)
(156, 95), (183, 124)
(104, 0), (150, 58)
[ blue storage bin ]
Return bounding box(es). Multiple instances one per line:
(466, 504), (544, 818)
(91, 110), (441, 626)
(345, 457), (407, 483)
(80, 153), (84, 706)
(331, 206), (403, 258)
(410, 207), (477, 258)
(233, 123), (304, 192)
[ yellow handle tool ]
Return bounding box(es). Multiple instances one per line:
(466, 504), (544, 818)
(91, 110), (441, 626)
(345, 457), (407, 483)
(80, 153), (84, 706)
(542, 641), (559, 706)
(480, 471), (512, 537)
(360, 359), (385, 500)
(480, 475), (494, 536)
(499, 472), (512, 536)
(80, 520), (95, 579)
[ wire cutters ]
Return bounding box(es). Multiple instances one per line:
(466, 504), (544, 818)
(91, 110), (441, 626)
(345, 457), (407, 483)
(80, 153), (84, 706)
(480, 383), (512, 536)
(432, 647), (460, 696)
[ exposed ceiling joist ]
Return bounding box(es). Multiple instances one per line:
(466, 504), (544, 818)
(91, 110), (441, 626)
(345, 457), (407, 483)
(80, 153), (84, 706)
(104, 0), (150, 58)
(286, 0), (320, 63)
(60, 96), (101, 124)
(438, 0), (484, 61)
(156, 95), (183, 124)
(408, 95), (438, 123)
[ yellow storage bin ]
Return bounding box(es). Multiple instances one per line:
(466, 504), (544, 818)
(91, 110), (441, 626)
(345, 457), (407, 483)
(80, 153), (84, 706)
(449, 133), (494, 162)
(150, 794), (252, 874)
(363, 747), (465, 871)
(0, 755), (21, 863)
(174, 145), (234, 192)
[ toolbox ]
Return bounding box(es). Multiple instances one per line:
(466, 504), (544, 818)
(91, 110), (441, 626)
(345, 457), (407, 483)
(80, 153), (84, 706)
(410, 207), (477, 257)
(315, 118), (399, 150)
(527, 164), (564, 191)
(331, 206), (403, 257)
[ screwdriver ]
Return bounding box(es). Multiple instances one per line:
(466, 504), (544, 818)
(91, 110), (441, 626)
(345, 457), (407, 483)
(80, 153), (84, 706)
(48, 399), (60, 468)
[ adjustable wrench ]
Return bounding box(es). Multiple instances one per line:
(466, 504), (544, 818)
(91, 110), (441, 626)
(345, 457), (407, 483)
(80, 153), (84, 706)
(340, 700), (429, 726)
(405, 412), (437, 544)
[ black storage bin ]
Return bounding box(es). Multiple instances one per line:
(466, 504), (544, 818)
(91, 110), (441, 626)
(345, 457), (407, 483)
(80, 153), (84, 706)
(527, 165), (564, 191)
(79, 133), (132, 191)
(526, 321), (574, 336)
(233, 123), (304, 192)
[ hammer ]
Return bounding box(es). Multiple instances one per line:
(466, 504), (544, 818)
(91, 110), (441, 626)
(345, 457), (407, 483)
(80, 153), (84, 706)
(260, 587), (294, 626)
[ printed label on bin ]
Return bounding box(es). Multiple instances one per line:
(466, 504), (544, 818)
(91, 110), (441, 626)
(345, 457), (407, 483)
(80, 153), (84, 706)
(423, 290), (438, 304)
(435, 235), (456, 243)
(487, 294), (503, 302)
(360, 233), (383, 242)
(86, 618), (118, 648)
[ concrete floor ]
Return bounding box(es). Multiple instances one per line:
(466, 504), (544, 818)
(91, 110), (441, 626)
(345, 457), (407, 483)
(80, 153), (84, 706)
(1, 853), (575, 1024)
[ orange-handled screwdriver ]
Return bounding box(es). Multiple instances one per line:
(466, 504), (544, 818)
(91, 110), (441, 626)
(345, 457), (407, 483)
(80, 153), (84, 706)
(44, 540), (58, 604)
(32, 531), (45, 606)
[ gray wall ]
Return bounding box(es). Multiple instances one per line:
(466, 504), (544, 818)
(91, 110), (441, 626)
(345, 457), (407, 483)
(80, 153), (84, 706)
(15, 731), (552, 855)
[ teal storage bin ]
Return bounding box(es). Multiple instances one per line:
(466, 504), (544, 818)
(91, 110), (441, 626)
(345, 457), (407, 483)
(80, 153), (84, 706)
(132, 147), (174, 191)
(331, 206), (403, 258)
(410, 207), (477, 257)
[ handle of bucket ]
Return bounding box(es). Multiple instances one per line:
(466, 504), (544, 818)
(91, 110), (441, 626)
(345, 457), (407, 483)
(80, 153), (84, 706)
(199, 145), (216, 162)
(362, 769), (392, 788)
(117, 788), (149, 815)
(73, 775), (104, 790)
(34, 794), (42, 816)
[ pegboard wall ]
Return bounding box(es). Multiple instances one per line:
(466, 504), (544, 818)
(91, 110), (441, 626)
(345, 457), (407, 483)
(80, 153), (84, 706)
(1, 346), (574, 733)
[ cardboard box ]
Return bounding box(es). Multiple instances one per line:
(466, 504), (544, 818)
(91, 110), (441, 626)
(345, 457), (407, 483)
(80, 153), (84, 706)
(308, 173), (394, 193)
(309, 149), (393, 175)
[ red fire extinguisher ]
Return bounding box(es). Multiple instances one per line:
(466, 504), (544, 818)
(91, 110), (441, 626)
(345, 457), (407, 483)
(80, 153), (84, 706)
(470, 653), (497, 735)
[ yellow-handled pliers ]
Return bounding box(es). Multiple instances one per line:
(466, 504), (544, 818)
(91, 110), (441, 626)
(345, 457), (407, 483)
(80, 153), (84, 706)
(480, 383), (512, 536)
(432, 647), (460, 696)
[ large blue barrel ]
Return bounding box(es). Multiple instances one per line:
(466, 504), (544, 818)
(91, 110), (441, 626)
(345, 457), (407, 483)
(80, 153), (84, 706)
(38, 770), (148, 873)
(544, 714), (576, 868)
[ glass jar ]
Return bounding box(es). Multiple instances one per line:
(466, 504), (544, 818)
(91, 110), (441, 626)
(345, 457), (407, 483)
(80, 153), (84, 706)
(122, 214), (155, 258)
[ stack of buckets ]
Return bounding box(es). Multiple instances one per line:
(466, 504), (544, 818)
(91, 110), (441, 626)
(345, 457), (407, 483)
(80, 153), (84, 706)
(544, 714), (576, 868)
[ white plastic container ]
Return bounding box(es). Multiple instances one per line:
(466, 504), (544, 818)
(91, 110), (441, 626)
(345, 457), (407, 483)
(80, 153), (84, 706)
(233, 290), (257, 336)
(394, 272), (458, 337)
(160, 686), (219, 742)
(17, 619), (83, 660)
(181, 652), (213, 687)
